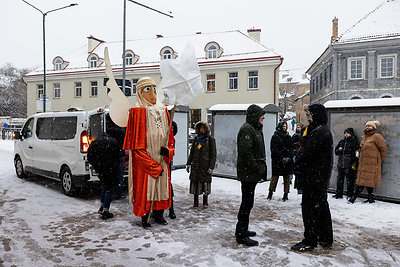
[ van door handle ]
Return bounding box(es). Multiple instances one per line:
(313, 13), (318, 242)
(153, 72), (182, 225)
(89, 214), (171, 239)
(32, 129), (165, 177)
(29, 146), (33, 149)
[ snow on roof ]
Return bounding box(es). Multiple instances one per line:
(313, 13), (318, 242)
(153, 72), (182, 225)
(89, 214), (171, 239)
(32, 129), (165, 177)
(324, 97), (400, 108)
(337, 0), (400, 43)
(279, 68), (309, 84)
(209, 103), (280, 113)
(26, 30), (279, 76)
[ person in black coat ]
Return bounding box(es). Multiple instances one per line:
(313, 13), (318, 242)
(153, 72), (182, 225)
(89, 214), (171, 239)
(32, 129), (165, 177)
(333, 128), (359, 199)
(235, 104), (267, 247)
(87, 131), (121, 220)
(291, 104), (333, 251)
(267, 121), (293, 201)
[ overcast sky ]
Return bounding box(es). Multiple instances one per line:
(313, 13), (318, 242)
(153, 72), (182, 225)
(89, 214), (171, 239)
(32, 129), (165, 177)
(1, 0), (382, 72)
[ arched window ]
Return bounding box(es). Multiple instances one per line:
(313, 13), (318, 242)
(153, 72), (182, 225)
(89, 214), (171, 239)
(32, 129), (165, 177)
(350, 96), (361, 100)
(126, 53), (133, 65)
(90, 57), (97, 68)
(382, 95), (392, 98)
(163, 50), (172, 59)
(55, 59), (62, 71)
(208, 45), (217, 59)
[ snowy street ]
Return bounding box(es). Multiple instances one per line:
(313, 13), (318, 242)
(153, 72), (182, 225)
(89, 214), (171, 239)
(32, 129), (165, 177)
(0, 139), (399, 266)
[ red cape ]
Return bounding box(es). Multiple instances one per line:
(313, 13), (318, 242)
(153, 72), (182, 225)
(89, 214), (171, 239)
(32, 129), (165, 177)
(123, 107), (175, 217)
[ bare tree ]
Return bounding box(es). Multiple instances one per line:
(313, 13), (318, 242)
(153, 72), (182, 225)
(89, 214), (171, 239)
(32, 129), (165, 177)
(0, 63), (29, 117)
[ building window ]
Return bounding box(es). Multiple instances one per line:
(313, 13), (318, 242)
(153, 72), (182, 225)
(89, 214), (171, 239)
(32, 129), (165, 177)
(132, 78), (139, 95)
(163, 50), (172, 59)
(75, 82), (82, 97)
(379, 55), (396, 78)
(206, 74), (216, 92)
(208, 45), (217, 59)
(348, 57), (365, 80)
(37, 84), (44, 99)
(55, 59), (62, 71)
(53, 83), (60, 98)
(324, 68), (328, 87)
(228, 72), (238, 91)
(126, 53), (133, 65)
(248, 71), (258, 90)
(90, 81), (98, 97)
(319, 74), (323, 89)
(90, 57), (97, 68)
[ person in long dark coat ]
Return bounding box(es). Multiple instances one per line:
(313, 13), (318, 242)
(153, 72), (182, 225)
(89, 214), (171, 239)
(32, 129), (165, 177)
(292, 123), (304, 193)
(235, 104), (267, 247)
(267, 121), (293, 201)
(186, 121), (216, 208)
(87, 131), (121, 220)
(333, 128), (359, 199)
(291, 104), (333, 251)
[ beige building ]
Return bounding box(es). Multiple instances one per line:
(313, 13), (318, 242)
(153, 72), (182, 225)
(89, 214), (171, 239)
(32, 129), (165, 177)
(24, 30), (283, 123)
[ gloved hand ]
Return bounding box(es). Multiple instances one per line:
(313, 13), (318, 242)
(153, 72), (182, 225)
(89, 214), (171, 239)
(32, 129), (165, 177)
(282, 157), (291, 164)
(207, 168), (213, 174)
(160, 147), (169, 157)
(155, 169), (164, 179)
(186, 165), (190, 173)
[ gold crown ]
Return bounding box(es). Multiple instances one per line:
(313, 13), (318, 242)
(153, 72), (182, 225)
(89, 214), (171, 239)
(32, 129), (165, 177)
(136, 77), (156, 91)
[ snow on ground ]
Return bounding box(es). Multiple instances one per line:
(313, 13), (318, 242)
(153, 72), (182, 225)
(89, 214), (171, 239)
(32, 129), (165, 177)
(0, 139), (399, 266)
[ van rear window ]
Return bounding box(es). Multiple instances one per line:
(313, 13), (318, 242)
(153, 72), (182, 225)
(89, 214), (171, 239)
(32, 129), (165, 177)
(36, 116), (77, 140)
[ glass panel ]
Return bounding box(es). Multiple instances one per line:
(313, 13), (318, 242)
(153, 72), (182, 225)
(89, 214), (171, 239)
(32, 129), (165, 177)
(89, 113), (103, 141)
(53, 117), (77, 140)
(36, 117), (53, 140)
(22, 118), (34, 139)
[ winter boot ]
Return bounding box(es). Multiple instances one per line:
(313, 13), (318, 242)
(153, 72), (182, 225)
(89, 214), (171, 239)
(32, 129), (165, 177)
(142, 213), (151, 229)
(101, 211), (114, 220)
(236, 236), (259, 247)
(98, 206), (104, 214)
(152, 210), (168, 225)
(332, 194), (343, 199)
(267, 190), (273, 200)
(193, 194), (199, 208)
(290, 241), (315, 251)
(169, 206), (176, 219)
(364, 193), (375, 203)
(203, 195), (209, 208)
(282, 193), (288, 202)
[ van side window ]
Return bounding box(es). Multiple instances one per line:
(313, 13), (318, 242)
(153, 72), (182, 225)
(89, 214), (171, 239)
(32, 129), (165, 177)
(53, 117), (77, 140)
(89, 113), (103, 141)
(36, 117), (54, 140)
(22, 118), (34, 139)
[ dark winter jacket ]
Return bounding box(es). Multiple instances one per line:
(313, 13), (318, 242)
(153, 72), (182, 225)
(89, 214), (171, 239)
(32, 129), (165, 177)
(294, 104), (333, 191)
(335, 135), (359, 169)
(187, 122), (216, 183)
(271, 121), (293, 176)
(237, 104), (267, 183)
(291, 128), (303, 154)
(87, 133), (121, 187)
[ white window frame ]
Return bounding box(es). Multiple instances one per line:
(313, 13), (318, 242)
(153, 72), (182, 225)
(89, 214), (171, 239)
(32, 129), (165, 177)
(347, 57), (365, 80)
(206, 74), (216, 93)
(125, 53), (133, 65)
(55, 59), (62, 71)
(163, 50), (172, 59)
(37, 84), (44, 99)
(248, 70), (258, 90)
(228, 72), (238, 91)
(208, 46), (217, 59)
(90, 57), (97, 68)
(132, 78), (139, 95)
(74, 82), (82, 98)
(90, 81), (98, 97)
(378, 54), (397, 79)
(53, 83), (61, 98)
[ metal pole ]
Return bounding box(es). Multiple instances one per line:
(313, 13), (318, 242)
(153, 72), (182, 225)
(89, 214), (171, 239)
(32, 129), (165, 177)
(122, 0), (126, 96)
(43, 13), (47, 112)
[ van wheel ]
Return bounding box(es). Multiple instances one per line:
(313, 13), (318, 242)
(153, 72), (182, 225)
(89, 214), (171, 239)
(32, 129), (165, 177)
(61, 167), (75, 196)
(14, 156), (26, 179)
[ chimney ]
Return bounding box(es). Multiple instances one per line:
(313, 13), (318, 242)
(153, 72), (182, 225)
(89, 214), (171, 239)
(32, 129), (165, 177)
(331, 17), (338, 43)
(87, 35), (104, 53)
(247, 28), (261, 42)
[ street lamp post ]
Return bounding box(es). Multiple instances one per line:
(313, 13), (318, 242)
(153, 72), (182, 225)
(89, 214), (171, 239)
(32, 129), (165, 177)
(122, 0), (173, 95)
(22, 1), (78, 113)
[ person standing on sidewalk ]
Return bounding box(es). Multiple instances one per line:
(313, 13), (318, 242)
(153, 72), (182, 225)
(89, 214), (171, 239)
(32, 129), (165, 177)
(333, 128), (359, 199)
(235, 104), (267, 247)
(267, 121), (293, 201)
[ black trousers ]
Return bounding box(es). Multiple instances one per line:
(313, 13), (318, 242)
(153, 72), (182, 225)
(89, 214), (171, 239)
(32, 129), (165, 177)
(235, 182), (257, 237)
(336, 167), (356, 196)
(301, 186), (333, 246)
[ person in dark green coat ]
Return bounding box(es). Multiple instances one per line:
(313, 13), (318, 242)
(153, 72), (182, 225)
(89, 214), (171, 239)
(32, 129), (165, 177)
(186, 121), (216, 208)
(235, 104), (267, 247)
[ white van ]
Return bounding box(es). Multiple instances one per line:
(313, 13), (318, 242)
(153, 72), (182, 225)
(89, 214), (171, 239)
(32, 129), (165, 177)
(13, 111), (94, 196)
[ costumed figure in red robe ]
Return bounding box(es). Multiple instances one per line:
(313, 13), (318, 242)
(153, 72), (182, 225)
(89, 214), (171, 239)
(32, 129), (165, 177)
(123, 77), (175, 228)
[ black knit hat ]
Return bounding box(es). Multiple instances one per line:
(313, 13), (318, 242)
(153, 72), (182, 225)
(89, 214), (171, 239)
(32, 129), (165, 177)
(344, 127), (354, 136)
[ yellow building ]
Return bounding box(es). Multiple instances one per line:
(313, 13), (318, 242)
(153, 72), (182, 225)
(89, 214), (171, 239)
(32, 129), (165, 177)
(24, 29), (282, 123)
